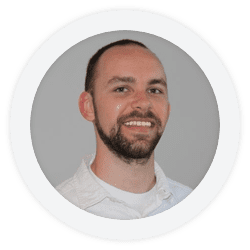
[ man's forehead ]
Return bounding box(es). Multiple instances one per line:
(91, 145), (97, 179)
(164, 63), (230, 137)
(97, 44), (165, 75)
(100, 44), (159, 62)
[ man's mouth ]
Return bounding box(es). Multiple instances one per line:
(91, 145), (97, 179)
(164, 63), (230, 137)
(122, 119), (157, 134)
(123, 121), (152, 127)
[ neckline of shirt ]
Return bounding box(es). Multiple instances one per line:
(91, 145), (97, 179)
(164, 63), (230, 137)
(89, 165), (157, 205)
(78, 153), (172, 206)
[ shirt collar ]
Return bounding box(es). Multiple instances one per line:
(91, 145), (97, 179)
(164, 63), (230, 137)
(74, 153), (172, 209)
(154, 161), (172, 200)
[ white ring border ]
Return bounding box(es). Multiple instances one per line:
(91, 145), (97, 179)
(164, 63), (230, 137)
(10, 10), (240, 240)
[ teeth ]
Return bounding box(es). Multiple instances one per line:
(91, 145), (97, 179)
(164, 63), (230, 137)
(124, 121), (151, 127)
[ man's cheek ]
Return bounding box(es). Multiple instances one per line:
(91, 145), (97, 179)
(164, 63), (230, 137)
(97, 103), (106, 114)
(116, 104), (122, 111)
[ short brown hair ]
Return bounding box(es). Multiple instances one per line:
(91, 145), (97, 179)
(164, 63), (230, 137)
(85, 39), (147, 96)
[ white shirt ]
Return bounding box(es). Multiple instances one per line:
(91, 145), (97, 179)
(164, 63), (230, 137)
(56, 154), (192, 220)
(89, 165), (157, 215)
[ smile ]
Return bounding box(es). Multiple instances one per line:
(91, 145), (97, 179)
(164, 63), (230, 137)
(124, 121), (152, 127)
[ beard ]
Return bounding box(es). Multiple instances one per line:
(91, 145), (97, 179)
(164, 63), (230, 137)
(93, 105), (163, 164)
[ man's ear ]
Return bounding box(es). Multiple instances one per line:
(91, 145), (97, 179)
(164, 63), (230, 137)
(78, 92), (95, 122)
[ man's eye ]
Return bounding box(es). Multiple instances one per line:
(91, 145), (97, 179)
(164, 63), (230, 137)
(115, 87), (128, 92)
(149, 88), (162, 94)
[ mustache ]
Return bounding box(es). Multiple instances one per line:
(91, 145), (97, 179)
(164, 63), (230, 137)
(117, 110), (162, 127)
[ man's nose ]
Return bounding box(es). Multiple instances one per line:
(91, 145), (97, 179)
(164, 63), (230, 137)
(131, 91), (152, 110)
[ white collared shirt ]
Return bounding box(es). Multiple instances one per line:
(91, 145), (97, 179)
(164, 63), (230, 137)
(56, 154), (192, 220)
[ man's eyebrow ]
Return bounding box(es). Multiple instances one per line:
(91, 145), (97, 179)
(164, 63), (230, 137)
(107, 76), (167, 88)
(107, 76), (136, 85)
(148, 78), (167, 88)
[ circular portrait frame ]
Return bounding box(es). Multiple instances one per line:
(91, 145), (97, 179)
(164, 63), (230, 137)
(10, 10), (240, 240)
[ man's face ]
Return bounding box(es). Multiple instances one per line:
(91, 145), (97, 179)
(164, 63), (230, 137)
(92, 45), (170, 162)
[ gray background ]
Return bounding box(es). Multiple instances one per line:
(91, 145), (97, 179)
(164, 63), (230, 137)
(31, 31), (220, 190)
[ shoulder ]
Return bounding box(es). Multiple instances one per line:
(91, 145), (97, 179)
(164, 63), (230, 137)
(56, 176), (80, 207)
(166, 177), (193, 202)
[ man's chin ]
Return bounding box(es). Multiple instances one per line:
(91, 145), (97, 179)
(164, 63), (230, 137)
(115, 138), (155, 159)
(95, 121), (160, 162)
(121, 132), (157, 147)
(113, 147), (153, 162)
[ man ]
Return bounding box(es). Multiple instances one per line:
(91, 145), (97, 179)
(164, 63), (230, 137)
(56, 39), (192, 220)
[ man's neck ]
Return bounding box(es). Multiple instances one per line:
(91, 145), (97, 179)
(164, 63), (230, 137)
(90, 146), (156, 194)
